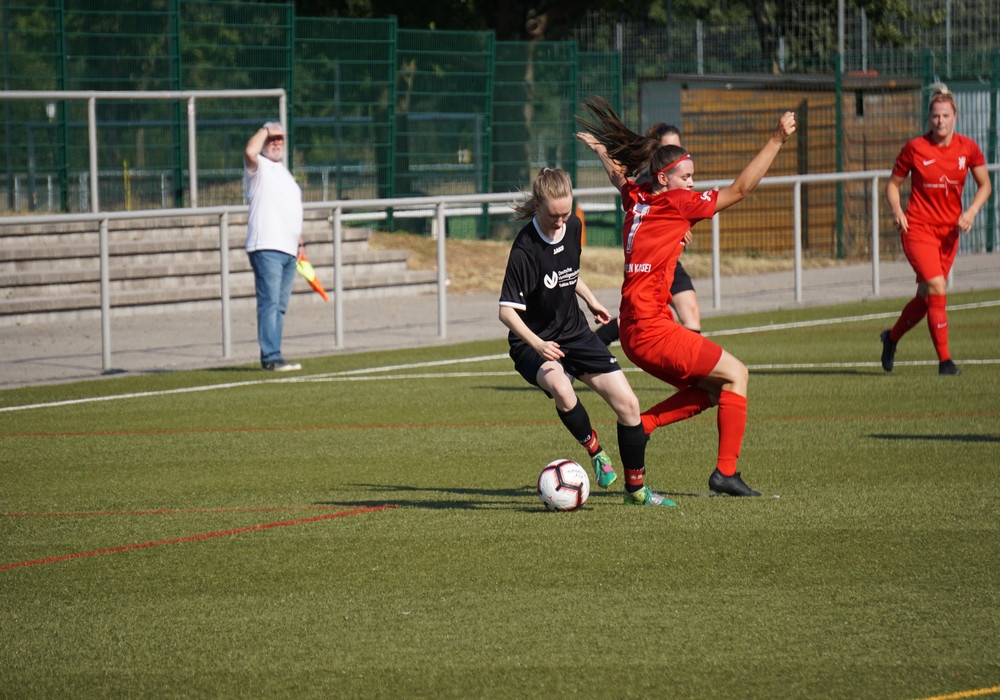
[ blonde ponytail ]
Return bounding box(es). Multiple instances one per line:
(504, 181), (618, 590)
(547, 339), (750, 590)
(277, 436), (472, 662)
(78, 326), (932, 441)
(511, 167), (573, 221)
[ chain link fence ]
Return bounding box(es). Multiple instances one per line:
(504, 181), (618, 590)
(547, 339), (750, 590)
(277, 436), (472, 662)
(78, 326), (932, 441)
(2, 1), (997, 253)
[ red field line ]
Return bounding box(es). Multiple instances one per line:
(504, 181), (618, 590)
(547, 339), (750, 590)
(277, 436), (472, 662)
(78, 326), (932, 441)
(1, 505), (350, 518)
(0, 504), (398, 571)
(0, 419), (558, 439)
(3, 411), (998, 440)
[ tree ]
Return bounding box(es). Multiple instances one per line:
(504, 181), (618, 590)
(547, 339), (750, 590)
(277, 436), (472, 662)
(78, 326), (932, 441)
(280, 0), (642, 40)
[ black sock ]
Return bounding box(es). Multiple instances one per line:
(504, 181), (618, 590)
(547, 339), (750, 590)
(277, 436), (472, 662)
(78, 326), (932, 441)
(595, 318), (620, 346)
(617, 422), (646, 473)
(557, 400), (599, 454)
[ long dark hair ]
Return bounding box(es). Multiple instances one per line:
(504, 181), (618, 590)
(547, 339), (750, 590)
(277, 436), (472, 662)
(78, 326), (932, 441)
(577, 95), (690, 180)
(646, 122), (681, 142)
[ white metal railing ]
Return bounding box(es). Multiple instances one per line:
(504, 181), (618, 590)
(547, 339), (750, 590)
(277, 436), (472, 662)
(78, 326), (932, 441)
(0, 89), (288, 212)
(1, 165), (998, 372)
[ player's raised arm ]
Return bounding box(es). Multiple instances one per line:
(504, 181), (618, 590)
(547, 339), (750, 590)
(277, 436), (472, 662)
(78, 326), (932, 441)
(715, 111), (796, 213)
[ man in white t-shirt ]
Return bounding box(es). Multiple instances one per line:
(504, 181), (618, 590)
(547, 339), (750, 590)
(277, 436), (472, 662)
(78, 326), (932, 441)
(244, 121), (304, 371)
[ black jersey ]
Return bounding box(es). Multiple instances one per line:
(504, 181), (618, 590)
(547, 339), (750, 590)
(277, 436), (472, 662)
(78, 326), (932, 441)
(499, 214), (591, 348)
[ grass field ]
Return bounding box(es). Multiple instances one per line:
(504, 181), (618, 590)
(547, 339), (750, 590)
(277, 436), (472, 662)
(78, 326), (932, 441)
(2, 290), (999, 699)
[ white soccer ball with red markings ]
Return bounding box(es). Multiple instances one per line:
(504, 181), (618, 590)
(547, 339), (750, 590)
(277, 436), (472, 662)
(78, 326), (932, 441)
(537, 459), (590, 511)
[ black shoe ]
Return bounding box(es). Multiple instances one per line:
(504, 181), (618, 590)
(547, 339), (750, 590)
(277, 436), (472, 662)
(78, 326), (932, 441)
(709, 469), (761, 497)
(880, 330), (897, 372)
(938, 359), (961, 375)
(262, 360), (302, 372)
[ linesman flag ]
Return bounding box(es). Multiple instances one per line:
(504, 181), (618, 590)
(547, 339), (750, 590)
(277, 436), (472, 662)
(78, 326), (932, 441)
(296, 254), (329, 301)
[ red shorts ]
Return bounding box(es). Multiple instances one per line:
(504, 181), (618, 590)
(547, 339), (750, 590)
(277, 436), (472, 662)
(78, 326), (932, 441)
(619, 315), (723, 389)
(902, 223), (959, 284)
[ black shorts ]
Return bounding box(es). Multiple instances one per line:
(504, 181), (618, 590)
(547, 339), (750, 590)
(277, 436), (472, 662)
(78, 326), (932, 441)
(670, 259), (696, 295)
(510, 332), (622, 390)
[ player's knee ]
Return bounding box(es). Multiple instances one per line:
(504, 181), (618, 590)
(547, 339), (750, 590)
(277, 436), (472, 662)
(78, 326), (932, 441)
(926, 278), (947, 296)
(618, 391), (641, 419)
(734, 360), (749, 387)
(721, 358), (748, 392)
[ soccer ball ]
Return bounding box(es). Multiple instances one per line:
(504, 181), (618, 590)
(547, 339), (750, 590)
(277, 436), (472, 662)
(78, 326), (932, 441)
(537, 459), (590, 511)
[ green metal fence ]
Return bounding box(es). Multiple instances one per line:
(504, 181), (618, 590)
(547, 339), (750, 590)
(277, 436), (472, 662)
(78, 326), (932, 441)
(294, 17), (396, 202)
(1, 4), (620, 236)
(1, 2), (996, 253)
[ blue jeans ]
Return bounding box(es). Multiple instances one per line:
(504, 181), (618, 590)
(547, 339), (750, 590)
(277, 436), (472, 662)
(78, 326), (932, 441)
(248, 249), (297, 365)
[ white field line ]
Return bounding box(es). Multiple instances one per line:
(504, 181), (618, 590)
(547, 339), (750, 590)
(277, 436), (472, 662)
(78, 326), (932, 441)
(704, 299), (1000, 337)
(3, 302), (998, 414)
(0, 356), (511, 413)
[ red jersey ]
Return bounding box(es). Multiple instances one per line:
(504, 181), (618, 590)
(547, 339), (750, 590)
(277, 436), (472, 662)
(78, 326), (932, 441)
(891, 132), (985, 227)
(619, 180), (717, 322)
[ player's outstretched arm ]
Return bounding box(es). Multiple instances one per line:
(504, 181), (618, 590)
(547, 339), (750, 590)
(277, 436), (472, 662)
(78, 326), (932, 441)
(715, 111), (796, 213)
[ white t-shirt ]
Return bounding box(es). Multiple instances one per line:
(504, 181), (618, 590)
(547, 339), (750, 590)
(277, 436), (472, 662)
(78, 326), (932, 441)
(244, 156), (303, 255)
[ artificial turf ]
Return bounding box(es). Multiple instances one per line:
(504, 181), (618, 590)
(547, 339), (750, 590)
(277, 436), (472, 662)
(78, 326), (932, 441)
(1, 291), (998, 698)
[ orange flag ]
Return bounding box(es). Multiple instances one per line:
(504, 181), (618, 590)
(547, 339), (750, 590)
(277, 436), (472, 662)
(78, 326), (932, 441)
(296, 254), (329, 301)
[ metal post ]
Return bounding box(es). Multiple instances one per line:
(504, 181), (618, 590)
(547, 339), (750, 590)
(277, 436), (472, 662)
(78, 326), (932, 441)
(87, 97), (99, 213)
(187, 96), (198, 207)
(837, 0), (844, 73)
(871, 175), (880, 296)
(711, 213), (721, 310)
(946, 0), (952, 79)
(793, 181), (803, 302)
(2, 0), (13, 210)
(284, 5), (294, 172)
(219, 211), (231, 358)
(56, 2), (68, 212)
(333, 206), (343, 348)
(436, 201), (447, 338)
(334, 62), (342, 200)
(861, 10), (868, 73)
(99, 218), (111, 372)
(696, 20), (703, 75)
(26, 126), (36, 211)
(988, 50), (999, 252)
(279, 93), (288, 169)
(834, 56), (844, 257)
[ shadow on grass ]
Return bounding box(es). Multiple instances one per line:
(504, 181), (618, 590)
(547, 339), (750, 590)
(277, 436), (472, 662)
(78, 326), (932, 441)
(208, 366), (265, 374)
(870, 433), (1000, 443)
(317, 483), (628, 511)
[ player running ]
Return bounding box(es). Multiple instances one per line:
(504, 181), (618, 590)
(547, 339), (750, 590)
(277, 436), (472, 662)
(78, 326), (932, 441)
(881, 83), (992, 375)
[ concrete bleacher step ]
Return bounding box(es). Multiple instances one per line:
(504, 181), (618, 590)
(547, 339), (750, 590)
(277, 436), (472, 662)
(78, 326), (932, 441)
(1, 270), (440, 318)
(0, 248), (413, 292)
(0, 210), (439, 325)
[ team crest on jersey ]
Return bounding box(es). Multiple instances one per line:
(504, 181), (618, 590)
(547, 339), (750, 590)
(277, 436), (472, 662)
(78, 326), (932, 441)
(958, 156), (967, 170)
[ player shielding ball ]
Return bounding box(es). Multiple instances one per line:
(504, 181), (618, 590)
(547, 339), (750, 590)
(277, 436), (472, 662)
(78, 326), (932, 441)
(499, 167), (674, 506)
(577, 96), (796, 497)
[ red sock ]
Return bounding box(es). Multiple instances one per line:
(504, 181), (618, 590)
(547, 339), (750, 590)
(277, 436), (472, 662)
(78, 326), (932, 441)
(581, 429), (600, 456)
(625, 467), (645, 489)
(716, 391), (747, 477)
(926, 294), (950, 362)
(640, 387), (714, 434)
(890, 295), (928, 342)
